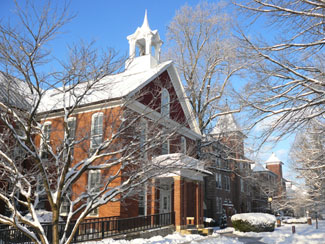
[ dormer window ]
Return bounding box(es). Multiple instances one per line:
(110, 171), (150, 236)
(161, 88), (170, 117)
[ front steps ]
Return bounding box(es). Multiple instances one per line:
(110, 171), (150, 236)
(180, 227), (213, 236)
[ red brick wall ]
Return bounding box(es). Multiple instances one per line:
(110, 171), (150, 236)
(37, 106), (125, 218)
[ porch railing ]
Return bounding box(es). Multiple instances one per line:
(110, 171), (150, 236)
(0, 212), (175, 243)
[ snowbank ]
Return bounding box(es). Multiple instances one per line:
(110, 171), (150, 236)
(283, 217), (307, 224)
(231, 213), (276, 226)
(204, 217), (215, 223)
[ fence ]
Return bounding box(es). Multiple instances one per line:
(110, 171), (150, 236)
(0, 212), (175, 243)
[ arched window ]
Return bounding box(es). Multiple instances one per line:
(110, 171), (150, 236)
(161, 88), (170, 117)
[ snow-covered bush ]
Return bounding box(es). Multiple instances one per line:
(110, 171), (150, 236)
(231, 213), (276, 232)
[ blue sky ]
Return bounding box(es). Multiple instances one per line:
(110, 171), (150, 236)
(1, 0), (212, 58)
(0, 0), (295, 180)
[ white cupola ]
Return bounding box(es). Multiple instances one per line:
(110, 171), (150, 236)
(125, 10), (163, 71)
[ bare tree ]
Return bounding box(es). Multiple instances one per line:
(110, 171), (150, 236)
(165, 2), (244, 134)
(234, 0), (325, 140)
(0, 2), (193, 244)
(289, 119), (325, 211)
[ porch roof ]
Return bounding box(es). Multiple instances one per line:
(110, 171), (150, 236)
(152, 153), (212, 181)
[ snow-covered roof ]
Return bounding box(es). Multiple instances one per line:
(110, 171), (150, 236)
(266, 152), (282, 165)
(152, 153), (212, 177)
(252, 162), (277, 176)
(0, 72), (32, 110)
(38, 61), (172, 113)
(210, 112), (241, 135)
(252, 162), (268, 172)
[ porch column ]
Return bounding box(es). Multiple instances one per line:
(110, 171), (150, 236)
(149, 179), (158, 214)
(195, 182), (199, 226)
(183, 178), (187, 227)
(195, 181), (204, 228)
(150, 179), (158, 225)
(173, 176), (184, 231)
(199, 182), (204, 227)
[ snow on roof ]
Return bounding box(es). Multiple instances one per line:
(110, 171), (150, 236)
(210, 112), (241, 135)
(152, 153), (212, 176)
(266, 152), (282, 164)
(0, 72), (32, 110)
(231, 213), (276, 226)
(252, 162), (268, 172)
(38, 61), (172, 113)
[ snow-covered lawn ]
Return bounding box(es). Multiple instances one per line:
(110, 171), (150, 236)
(85, 220), (325, 244)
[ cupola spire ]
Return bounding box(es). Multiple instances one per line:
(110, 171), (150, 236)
(126, 10), (163, 71)
(141, 9), (150, 30)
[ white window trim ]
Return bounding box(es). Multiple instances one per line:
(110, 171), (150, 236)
(140, 118), (148, 159)
(240, 178), (244, 193)
(65, 117), (76, 156)
(216, 173), (222, 189)
(181, 136), (186, 154)
(138, 182), (148, 216)
(225, 176), (230, 191)
(88, 170), (101, 216)
(162, 139), (170, 155)
(36, 174), (44, 193)
(66, 117), (76, 139)
(90, 112), (103, 150)
(40, 121), (52, 158)
(215, 157), (221, 168)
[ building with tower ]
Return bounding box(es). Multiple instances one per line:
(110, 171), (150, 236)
(202, 110), (253, 226)
(265, 153), (286, 199)
(251, 162), (278, 212)
(250, 153), (287, 213)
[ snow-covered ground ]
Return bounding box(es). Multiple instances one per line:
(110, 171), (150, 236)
(233, 220), (325, 244)
(85, 220), (325, 244)
(85, 232), (241, 244)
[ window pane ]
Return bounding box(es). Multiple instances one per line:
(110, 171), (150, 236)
(161, 89), (170, 117)
(91, 113), (103, 148)
(181, 136), (186, 154)
(162, 141), (169, 155)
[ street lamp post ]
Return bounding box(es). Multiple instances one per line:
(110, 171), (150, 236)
(268, 197), (273, 214)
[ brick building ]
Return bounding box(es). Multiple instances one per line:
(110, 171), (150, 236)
(35, 12), (208, 231)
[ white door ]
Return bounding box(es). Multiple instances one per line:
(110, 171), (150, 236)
(159, 183), (171, 225)
(160, 190), (171, 213)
